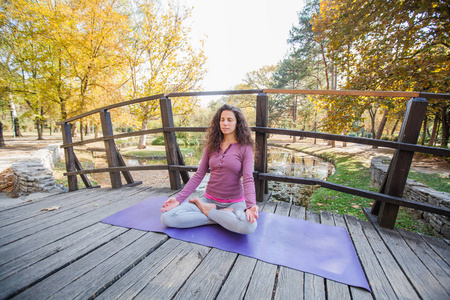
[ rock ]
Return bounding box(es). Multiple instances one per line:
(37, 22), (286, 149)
(371, 156), (450, 239)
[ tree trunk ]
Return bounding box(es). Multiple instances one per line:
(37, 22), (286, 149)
(80, 120), (84, 141)
(368, 108), (377, 140)
(420, 115), (428, 145)
(36, 117), (44, 140)
(292, 95), (297, 143)
(95, 125), (99, 138)
(138, 118), (149, 148)
(313, 121), (317, 144)
(71, 123), (78, 137)
(0, 121), (5, 147)
(85, 120), (90, 135)
(373, 108), (388, 148)
(441, 105), (449, 147)
(60, 97), (67, 120)
(391, 118), (400, 135)
(428, 113), (439, 146)
(14, 118), (23, 137)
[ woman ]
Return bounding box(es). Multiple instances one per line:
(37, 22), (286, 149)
(160, 104), (259, 234)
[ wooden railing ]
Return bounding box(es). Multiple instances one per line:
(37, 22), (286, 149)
(57, 89), (450, 229)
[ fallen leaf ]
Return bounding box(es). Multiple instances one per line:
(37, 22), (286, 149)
(41, 205), (61, 211)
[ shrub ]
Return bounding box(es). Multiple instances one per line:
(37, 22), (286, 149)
(151, 136), (165, 145)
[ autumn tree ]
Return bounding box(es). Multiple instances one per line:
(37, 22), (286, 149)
(1, 0), (51, 139)
(126, 1), (206, 148)
(1, 0), (206, 143)
(312, 0), (450, 146)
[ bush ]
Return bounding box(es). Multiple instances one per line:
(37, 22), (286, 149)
(151, 136), (165, 145)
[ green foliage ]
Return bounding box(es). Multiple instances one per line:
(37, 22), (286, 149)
(151, 136), (165, 145)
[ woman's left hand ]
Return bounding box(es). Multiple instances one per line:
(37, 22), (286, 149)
(246, 205), (259, 223)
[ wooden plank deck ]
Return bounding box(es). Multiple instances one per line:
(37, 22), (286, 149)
(0, 186), (449, 300)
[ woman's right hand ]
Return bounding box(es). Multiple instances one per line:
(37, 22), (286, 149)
(161, 197), (180, 212)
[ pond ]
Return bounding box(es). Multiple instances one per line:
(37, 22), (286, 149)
(267, 147), (335, 206)
(122, 146), (335, 206)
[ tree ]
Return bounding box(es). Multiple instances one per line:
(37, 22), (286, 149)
(1, 0), (206, 143)
(289, 0), (333, 90)
(220, 65), (277, 125)
(286, 0), (337, 144)
(311, 0), (450, 146)
(126, 1), (206, 148)
(273, 55), (308, 141)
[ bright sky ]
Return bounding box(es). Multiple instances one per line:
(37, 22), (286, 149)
(179, 0), (305, 92)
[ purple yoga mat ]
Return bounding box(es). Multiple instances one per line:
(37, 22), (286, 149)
(102, 196), (371, 291)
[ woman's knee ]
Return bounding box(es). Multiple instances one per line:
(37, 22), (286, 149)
(161, 211), (176, 227)
(232, 209), (257, 234)
(235, 220), (257, 235)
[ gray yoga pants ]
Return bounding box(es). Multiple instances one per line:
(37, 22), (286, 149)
(161, 196), (257, 234)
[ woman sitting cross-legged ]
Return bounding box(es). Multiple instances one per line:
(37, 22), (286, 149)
(160, 104), (259, 234)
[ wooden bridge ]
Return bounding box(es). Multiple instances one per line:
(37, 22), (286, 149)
(1, 89), (449, 299)
(1, 186), (449, 299)
(57, 89), (450, 229)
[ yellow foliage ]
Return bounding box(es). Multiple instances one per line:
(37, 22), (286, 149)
(2, 0), (206, 131)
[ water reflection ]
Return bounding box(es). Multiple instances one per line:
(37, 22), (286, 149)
(267, 147), (335, 206)
(267, 148), (334, 180)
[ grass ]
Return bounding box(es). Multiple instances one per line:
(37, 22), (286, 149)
(308, 153), (376, 220)
(53, 155), (99, 188)
(122, 150), (167, 157)
(408, 171), (450, 193)
(281, 144), (435, 236)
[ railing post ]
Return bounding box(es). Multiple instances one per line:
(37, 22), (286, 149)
(61, 122), (78, 191)
(160, 96), (181, 190)
(371, 97), (428, 228)
(255, 93), (270, 202)
(100, 110), (122, 188)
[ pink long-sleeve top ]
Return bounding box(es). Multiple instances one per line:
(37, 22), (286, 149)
(175, 143), (256, 209)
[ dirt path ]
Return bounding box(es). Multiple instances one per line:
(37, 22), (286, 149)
(0, 133), (63, 172)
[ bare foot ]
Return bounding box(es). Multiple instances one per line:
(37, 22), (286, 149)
(189, 198), (216, 217)
(221, 207), (234, 212)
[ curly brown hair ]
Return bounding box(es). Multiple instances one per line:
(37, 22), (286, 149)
(205, 104), (254, 155)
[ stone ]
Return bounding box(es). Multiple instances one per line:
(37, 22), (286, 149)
(8, 145), (66, 199)
(370, 156), (450, 239)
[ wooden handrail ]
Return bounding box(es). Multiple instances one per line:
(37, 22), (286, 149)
(56, 88), (450, 125)
(253, 127), (450, 157)
(59, 90), (450, 231)
(60, 128), (165, 148)
(263, 89), (422, 98)
(257, 173), (450, 217)
(60, 125), (450, 157)
(56, 93), (164, 125)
